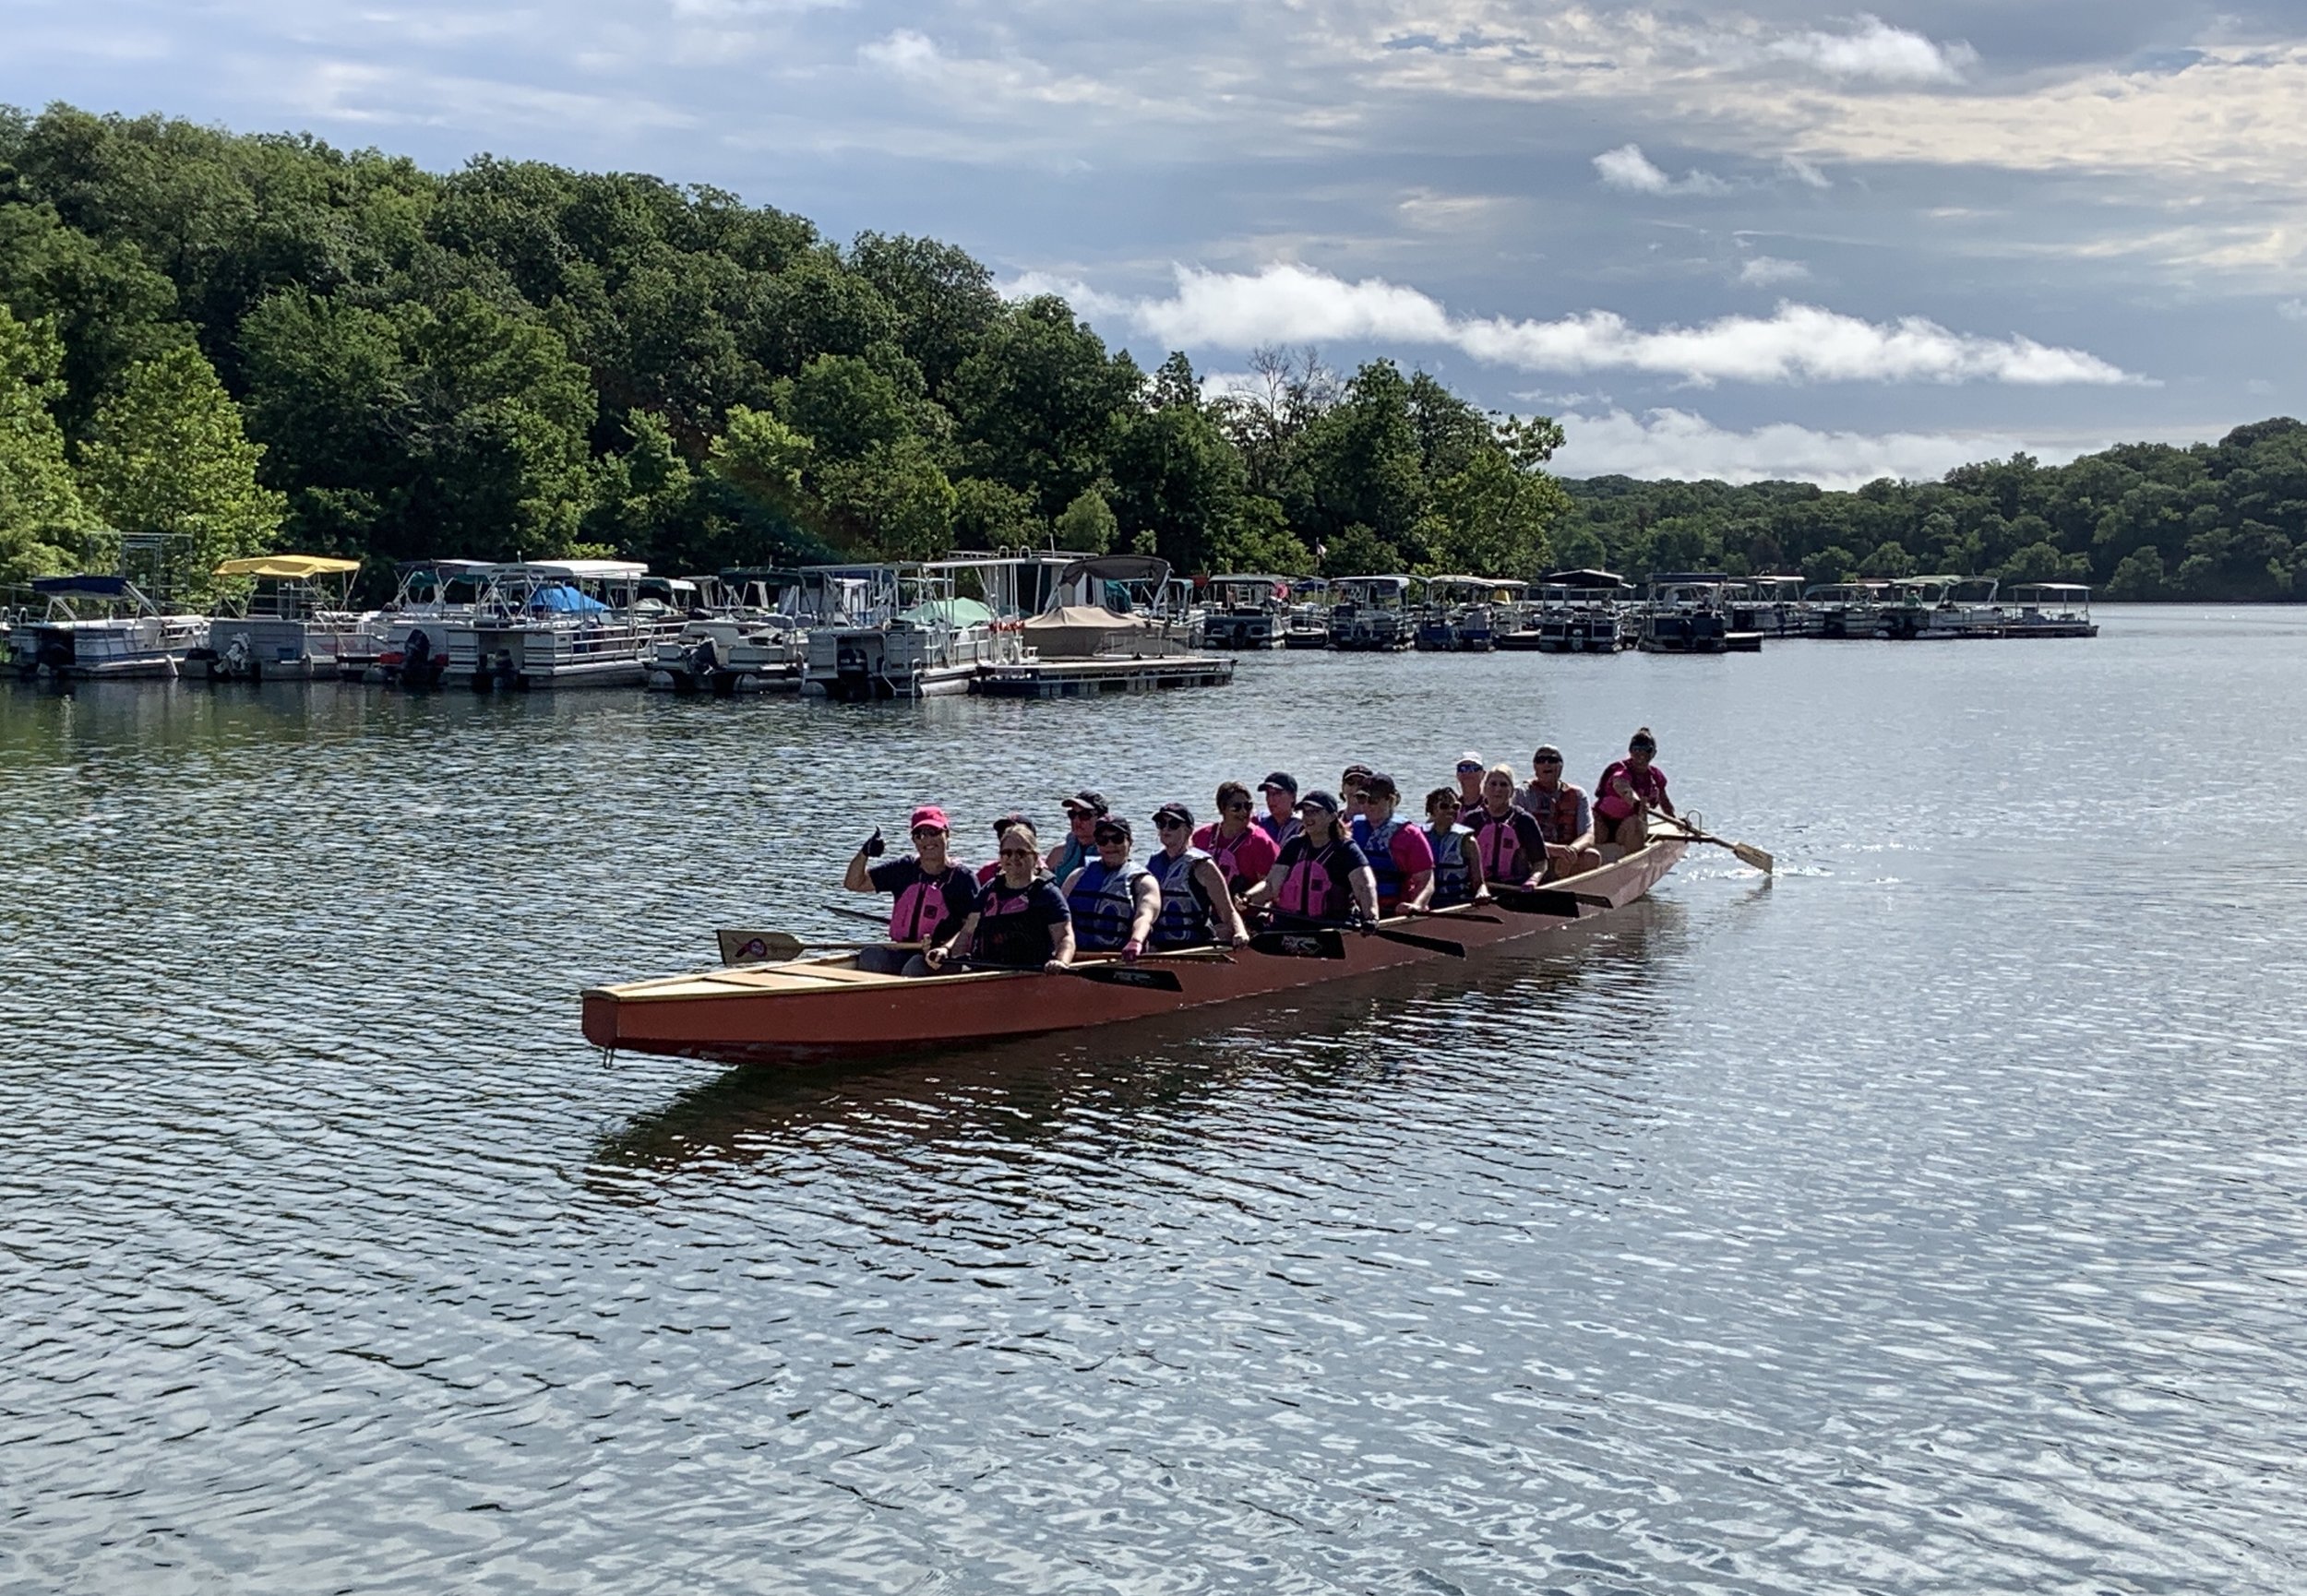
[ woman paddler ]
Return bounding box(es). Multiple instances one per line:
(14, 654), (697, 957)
(926, 825), (1075, 973)
(1046, 790), (1107, 883)
(1192, 780), (1280, 898)
(1245, 790), (1380, 929)
(1464, 766), (1550, 889)
(1594, 727), (1673, 857)
(1062, 814), (1162, 962)
(1347, 772), (1436, 914)
(1149, 803), (1254, 952)
(1421, 787), (1485, 908)
(842, 804), (974, 975)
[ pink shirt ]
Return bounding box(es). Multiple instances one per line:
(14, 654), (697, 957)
(1594, 759), (1667, 821)
(1192, 821), (1280, 891)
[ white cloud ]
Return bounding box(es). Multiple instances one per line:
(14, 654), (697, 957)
(2280, 300), (2307, 322)
(1737, 256), (1811, 287)
(1592, 143), (1728, 197)
(857, 27), (939, 77)
(1780, 155), (1832, 190)
(1763, 15), (1976, 84)
(1551, 408), (2112, 490)
(1066, 263), (2138, 387)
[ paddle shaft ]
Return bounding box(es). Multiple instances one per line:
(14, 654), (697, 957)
(945, 958), (1182, 993)
(1646, 807), (1775, 874)
(1267, 910), (1465, 959)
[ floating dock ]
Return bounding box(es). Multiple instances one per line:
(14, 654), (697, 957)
(973, 653), (1237, 697)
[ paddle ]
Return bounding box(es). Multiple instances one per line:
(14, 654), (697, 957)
(825, 903), (894, 928)
(718, 929), (911, 964)
(1408, 906), (1503, 923)
(1488, 884), (1613, 918)
(1248, 927), (1348, 960)
(942, 959), (1183, 993)
(1649, 808), (1775, 874)
(1267, 911), (1465, 959)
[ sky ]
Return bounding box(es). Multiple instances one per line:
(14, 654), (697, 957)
(6, 0), (2305, 486)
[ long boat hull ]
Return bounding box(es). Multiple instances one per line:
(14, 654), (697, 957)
(581, 839), (1686, 1065)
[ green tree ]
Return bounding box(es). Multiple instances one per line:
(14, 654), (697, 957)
(1054, 485), (1118, 554)
(76, 343), (281, 601)
(946, 296), (1138, 517)
(1801, 544), (1859, 586)
(2105, 546), (2165, 600)
(0, 304), (104, 585)
(1859, 539), (1916, 578)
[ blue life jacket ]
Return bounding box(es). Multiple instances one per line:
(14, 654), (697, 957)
(1067, 858), (1148, 950)
(1353, 816), (1408, 906)
(1425, 823), (1474, 906)
(1147, 848), (1213, 947)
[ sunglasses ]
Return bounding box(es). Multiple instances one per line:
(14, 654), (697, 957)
(1455, 762), (1482, 772)
(911, 827), (945, 840)
(1224, 800), (1252, 811)
(1156, 818), (1187, 829)
(1094, 830), (1128, 844)
(998, 846), (1036, 858)
(1534, 756), (1562, 766)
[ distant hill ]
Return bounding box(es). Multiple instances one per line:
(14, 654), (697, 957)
(1553, 421), (2307, 600)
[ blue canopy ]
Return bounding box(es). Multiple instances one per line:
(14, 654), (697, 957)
(33, 575), (130, 597)
(526, 584), (610, 615)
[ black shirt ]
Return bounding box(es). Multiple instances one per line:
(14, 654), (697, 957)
(970, 875), (1072, 968)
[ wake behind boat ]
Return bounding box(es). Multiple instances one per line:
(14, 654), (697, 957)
(581, 838), (1685, 1065)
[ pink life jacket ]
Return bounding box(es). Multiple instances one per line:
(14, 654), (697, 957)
(891, 865), (961, 943)
(1277, 840), (1354, 920)
(1476, 807), (1533, 883)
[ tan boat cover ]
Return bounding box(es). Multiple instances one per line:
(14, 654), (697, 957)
(1022, 605), (1152, 657)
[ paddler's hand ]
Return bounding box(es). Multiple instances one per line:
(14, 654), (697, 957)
(858, 828), (886, 859)
(1351, 912), (1376, 938)
(1229, 930), (1251, 949)
(1120, 936), (1145, 963)
(1043, 958), (1071, 974)
(923, 945), (948, 971)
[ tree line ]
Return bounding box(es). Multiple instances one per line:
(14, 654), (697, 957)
(1557, 421), (2307, 601)
(1, 104), (2295, 607)
(0, 104), (1567, 604)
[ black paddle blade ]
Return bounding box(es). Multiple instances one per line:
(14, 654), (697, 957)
(1075, 964), (1184, 993)
(1249, 929), (1349, 960)
(1371, 925), (1466, 958)
(1491, 885), (1611, 917)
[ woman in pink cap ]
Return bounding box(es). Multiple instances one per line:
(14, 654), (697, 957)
(843, 804), (975, 974)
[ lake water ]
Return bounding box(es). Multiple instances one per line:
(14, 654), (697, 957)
(4, 605), (2305, 1593)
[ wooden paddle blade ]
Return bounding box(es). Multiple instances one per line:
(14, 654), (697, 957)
(1732, 841), (1775, 874)
(718, 929), (803, 963)
(1249, 928), (1348, 960)
(1371, 925), (1466, 958)
(1074, 964), (1184, 993)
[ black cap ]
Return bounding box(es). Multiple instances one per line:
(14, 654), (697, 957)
(1296, 789), (1341, 815)
(1361, 771), (1399, 799)
(1342, 763), (1374, 781)
(1062, 790), (1109, 816)
(1258, 771), (1298, 795)
(1093, 815), (1133, 840)
(991, 811), (1035, 836)
(1153, 802), (1194, 828)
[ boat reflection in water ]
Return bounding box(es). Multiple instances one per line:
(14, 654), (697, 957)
(587, 897), (1687, 1186)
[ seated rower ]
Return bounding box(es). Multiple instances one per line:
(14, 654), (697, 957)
(1421, 788), (1485, 908)
(1254, 771), (1302, 847)
(1347, 772), (1436, 914)
(1465, 765), (1550, 889)
(1149, 803), (1254, 951)
(842, 804), (974, 975)
(1046, 790), (1107, 883)
(1245, 790), (1380, 930)
(1515, 744), (1603, 878)
(1339, 763), (1375, 828)
(1062, 815), (1161, 962)
(1594, 727), (1673, 858)
(926, 825), (1075, 973)
(977, 813), (1036, 886)
(1453, 751), (1487, 811)
(1193, 781), (1280, 898)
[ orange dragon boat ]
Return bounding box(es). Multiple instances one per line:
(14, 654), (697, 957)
(583, 837), (1685, 1065)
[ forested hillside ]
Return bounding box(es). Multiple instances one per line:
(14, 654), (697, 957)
(0, 104), (1566, 602)
(2, 104), (2298, 604)
(1557, 421), (2307, 601)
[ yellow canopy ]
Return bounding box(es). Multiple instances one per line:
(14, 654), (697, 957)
(213, 554), (364, 579)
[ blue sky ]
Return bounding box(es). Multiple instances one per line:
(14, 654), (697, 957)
(7, 0), (2304, 485)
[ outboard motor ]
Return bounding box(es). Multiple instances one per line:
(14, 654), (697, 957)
(401, 627), (437, 689)
(683, 637), (718, 695)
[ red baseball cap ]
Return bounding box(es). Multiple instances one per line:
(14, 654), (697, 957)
(909, 805), (950, 832)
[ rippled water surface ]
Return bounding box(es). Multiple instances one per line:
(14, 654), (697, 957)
(5, 605), (2305, 1593)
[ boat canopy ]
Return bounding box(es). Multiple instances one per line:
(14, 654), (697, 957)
(496, 559), (649, 580)
(900, 597), (998, 627)
(214, 554), (362, 579)
(1649, 571), (1733, 585)
(1539, 568), (1627, 588)
(1052, 554), (1173, 589)
(32, 575), (131, 597)
(528, 584), (612, 615)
